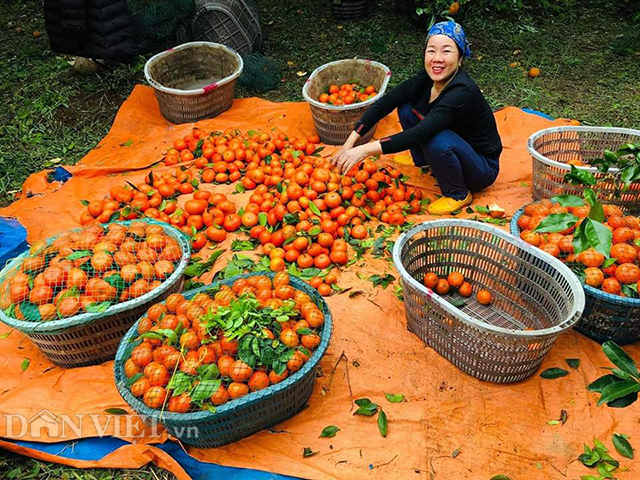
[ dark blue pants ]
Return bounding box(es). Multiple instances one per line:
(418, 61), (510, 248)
(397, 103), (499, 200)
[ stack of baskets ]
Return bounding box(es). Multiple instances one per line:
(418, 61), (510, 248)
(302, 59), (391, 145)
(331, 0), (373, 20)
(529, 126), (640, 214)
(191, 0), (262, 55)
(0, 220), (190, 368)
(144, 41), (243, 124)
(393, 220), (584, 383)
(526, 125), (640, 344)
(114, 272), (332, 447)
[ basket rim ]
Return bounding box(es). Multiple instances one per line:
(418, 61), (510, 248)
(510, 206), (640, 306)
(302, 58), (391, 112)
(113, 271), (332, 424)
(144, 41), (244, 97)
(528, 125), (640, 174)
(392, 219), (585, 337)
(0, 219), (191, 335)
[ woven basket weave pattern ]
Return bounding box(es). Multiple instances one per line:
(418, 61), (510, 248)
(511, 208), (640, 345)
(302, 59), (391, 145)
(192, 0), (262, 55)
(0, 220), (190, 368)
(530, 126), (640, 214)
(331, 0), (372, 20)
(145, 42), (243, 124)
(393, 220), (584, 383)
(114, 271), (332, 448)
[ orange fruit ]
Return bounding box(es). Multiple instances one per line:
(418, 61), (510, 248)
(584, 267), (604, 287)
(458, 281), (472, 297)
(435, 279), (450, 295)
(528, 67), (540, 78)
(447, 271), (464, 289)
(423, 272), (438, 289)
(477, 289), (492, 305)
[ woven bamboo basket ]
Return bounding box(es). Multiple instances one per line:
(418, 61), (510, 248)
(530, 126), (640, 214)
(114, 272), (332, 447)
(145, 41), (243, 124)
(0, 220), (190, 368)
(302, 59), (391, 145)
(511, 207), (640, 345)
(331, 0), (373, 20)
(393, 220), (584, 383)
(192, 0), (262, 55)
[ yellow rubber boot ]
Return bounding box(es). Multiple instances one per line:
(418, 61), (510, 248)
(427, 192), (472, 215)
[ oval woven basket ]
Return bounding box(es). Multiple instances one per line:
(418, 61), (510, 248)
(530, 126), (640, 214)
(392, 220), (584, 383)
(114, 271), (332, 448)
(0, 220), (190, 368)
(144, 41), (243, 124)
(302, 59), (391, 145)
(511, 207), (640, 345)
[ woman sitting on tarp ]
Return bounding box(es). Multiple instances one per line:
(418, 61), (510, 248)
(333, 21), (502, 215)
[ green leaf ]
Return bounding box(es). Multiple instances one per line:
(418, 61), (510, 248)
(612, 433), (634, 459)
(231, 240), (255, 251)
(191, 379), (221, 403)
(167, 372), (193, 396)
(588, 374), (620, 393)
(540, 368), (569, 379)
(572, 218), (612, 256)
(534, 213), (578, 233)
(368, 273), (395, 289)
(19, 301), (41, 322)
(319, 425), (340, 438)
(104, 273), (126, 293)
(283, 213), (300, 225)
(354, 398), (379, 416)
(258, 212), (267, 226)
(65, 250), (92, 260)
(489, 476), (512, 480)
(80, 199), (90, 206)
(551, 194), (584, 207)
(566, 358), (580, 369)
(307, 226), (322, 237)
(121, 139), (133, 147)
(564, 165), (596, 186)
(603, 257), (617, 268)
(377, 409), (388, 437)
(85, 301), (112, 313)
(104, 407), (128, 415)
(384, 393), (405, 403)
(302, 447), (317, 458)
(296, 327), (313, 335)
(579, 445), (600, 467)
(126, 372), (143, 386)
(21, 358), (30, 371)
(584, 188), (605, 222)
(197, 363), (220, 380)
(233, 183), (246, 194)
(0, 330), (12, 339)
(309, 201), (321, 216)
(602, 341), (639, 378)
(597, 379), (640, 406)
(474, 205), (489, 214)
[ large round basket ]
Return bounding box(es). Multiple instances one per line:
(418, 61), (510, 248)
(393, 220), (584, 383)
(0, 220), (190, 368)
(191, 0), (262, 56)
(114, 272), (332, 448)
(511, 207), (640, 345)
(302, 59), (391, 145)
(144, 41), (243, 124)
(530, 126), (640, 214)
(331, 0), (373, 20)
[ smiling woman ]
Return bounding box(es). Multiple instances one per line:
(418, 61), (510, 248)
(332, 21), (503, 216)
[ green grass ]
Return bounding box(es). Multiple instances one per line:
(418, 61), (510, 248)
(0, 448), (175, 480)
(0, 0), (639, 477)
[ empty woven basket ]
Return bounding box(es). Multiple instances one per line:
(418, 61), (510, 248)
(145, 41), (243, 123)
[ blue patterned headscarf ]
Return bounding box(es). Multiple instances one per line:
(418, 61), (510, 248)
(427, 21), (472, 58)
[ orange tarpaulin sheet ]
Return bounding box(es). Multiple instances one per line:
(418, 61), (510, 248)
(1, 86), (638, 479)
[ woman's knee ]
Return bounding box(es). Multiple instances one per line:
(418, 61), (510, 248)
(398, 104), (418, 129)
(424, 130), (459, 158)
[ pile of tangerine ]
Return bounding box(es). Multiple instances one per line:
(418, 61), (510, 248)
(124, 272), (324, 412)
(317, 83), (378, 106)
(423, 270), (493, 305)
(517, 198), (640, 296)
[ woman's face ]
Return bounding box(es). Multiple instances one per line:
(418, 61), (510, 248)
(424, 35), (461, 85)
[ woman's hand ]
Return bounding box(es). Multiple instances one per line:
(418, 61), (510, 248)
(333, 145), (368, 174)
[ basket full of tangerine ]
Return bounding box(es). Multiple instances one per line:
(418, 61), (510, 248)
(113, 271), (331, 448)
(302, 58), (390, 145)
(0, 220), (190, 368)
(392, 219), (584, 383)
(511, 196), (640, 345)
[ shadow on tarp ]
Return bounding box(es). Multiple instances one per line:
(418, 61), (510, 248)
(7, 437), (298, 479)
